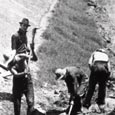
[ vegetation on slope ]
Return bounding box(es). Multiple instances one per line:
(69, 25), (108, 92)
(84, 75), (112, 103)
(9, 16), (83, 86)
(36, 0), (105, 85)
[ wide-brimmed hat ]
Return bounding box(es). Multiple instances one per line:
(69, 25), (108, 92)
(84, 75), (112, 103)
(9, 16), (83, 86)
(19, 18), (30, 26)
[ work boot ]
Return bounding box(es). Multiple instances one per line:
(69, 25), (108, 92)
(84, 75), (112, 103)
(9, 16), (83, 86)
(98, 104), (105, 113)
(89, 103), (101, 113)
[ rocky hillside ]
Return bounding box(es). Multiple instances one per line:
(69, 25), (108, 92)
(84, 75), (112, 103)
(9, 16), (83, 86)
(0, 0), (115, 115)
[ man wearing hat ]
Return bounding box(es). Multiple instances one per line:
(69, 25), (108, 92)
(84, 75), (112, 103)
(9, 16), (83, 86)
(55, 66), (87, 115)
(7, 18), (37, 115)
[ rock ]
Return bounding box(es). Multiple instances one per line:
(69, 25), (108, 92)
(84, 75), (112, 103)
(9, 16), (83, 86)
(107, 109), (115, 115)
(31, 108), (46, 115)
(105, 98), (115, 112)
(89, 104), (101, 113)
(54, 90), (60, 94)
(87, 0), (97, 8)
(34, 105), (46, 114)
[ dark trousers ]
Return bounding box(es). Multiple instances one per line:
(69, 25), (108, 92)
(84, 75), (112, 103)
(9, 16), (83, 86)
(67, 95), (81, 115)
(13, 74), (34, 115)
(83, 62), (109, 108)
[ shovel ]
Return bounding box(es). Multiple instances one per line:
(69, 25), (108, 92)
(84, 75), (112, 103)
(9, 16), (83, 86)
(67, 100), (74, 115)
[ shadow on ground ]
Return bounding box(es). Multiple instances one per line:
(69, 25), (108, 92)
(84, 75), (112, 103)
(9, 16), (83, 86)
(0, 92), (13, 102)
(46, 109), (66, 115)
(26, 108), (66, 115)
(107, 110), (115, 115)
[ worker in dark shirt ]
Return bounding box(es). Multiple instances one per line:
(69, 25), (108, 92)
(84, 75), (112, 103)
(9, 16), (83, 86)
(7, 18), (37, 115)
(55, 66), (87, 115)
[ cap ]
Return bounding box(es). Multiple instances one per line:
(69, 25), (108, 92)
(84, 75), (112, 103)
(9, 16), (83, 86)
(55, 68), (66, 80)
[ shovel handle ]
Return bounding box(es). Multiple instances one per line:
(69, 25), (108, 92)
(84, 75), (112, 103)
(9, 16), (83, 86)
(0, 63), (8, 71)
(68, 100), (74, 115)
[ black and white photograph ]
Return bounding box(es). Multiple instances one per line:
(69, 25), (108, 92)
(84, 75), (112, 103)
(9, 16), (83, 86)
(0, 0), (115, 115)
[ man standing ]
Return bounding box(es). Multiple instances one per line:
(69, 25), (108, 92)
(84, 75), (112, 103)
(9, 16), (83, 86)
(7, 18), (37, 115)
(82, 48), (111, 113)
(55, 66), (87, 115)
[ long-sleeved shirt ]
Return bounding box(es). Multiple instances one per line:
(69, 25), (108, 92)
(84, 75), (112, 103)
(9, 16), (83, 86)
(64, 66), (86, 96)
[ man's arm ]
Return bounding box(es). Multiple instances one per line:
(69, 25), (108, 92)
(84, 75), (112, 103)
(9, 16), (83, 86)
(6, 34), (17, 69)
(88, 52), (95, 69)
(6, 49), (16, 69)
(107, 61), (111, 72)
(10, 67), (28, 78)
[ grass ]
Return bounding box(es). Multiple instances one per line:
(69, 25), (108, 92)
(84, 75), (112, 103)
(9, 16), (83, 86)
(35, 0), (105, 85)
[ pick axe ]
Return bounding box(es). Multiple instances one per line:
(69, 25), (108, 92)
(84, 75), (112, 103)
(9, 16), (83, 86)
(30, 27), (38, 61)
(25, 27), (38, 76)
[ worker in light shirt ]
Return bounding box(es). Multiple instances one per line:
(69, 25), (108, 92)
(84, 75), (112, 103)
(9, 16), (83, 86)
(82, 48), (111, 113)
(88, 49), (111, 72)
